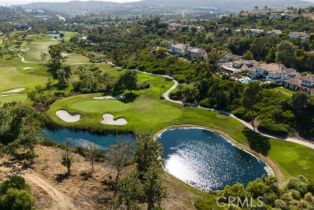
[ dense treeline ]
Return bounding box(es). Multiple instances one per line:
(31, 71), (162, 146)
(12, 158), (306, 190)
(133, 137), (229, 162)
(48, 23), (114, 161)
(77, 13), (314, 137)
(196, 175), (314, 210)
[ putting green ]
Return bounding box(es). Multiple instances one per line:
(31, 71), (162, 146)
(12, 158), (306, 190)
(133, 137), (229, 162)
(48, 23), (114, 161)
(71, 99), (130, 113)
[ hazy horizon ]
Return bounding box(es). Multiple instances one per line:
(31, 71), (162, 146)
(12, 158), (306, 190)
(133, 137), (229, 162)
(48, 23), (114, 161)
(0, 0), (141, 6)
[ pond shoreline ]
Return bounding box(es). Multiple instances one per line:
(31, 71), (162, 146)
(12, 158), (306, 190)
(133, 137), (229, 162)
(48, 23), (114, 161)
(154, 124), (285, 189)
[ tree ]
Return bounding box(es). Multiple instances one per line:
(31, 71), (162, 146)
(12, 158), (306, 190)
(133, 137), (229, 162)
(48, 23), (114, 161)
(243, 50), (253, 60)
(241, 82), (261, 129)
(117, 71), (138, 93)
(61, 142), (74, 176)
(266, 47), (276, 63)
(47, 44), (71, 88)
(115, 172), (144, 210)
(134, 133), (162, 178)
(0, 176), (33, 210)
(48, 44), (66, 78)
(56, 66), (71, 88)
(87, 144), (98, 175)
(292, 92), (309, 113)
(105, 141), (133, 183)
(144, 163), (166, 210)
(276, 41), (297, 68)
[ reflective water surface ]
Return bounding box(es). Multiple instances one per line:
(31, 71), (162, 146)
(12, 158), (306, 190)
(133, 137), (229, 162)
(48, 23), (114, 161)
(158, 127), (267, 190)
(42, 128), (134, 149)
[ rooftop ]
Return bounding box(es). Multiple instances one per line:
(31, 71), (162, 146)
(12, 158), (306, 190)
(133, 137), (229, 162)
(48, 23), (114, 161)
(302, 75), (314, 83)
(258, 63), (287, 74)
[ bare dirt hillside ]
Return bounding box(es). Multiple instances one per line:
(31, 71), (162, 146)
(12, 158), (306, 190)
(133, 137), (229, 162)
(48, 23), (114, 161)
(0, 145), (200, 210)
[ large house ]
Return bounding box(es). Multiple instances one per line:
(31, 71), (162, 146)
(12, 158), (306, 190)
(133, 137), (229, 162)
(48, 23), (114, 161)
(221, 59), (258, 74)
(188, 48), (208, 60)
(289, 32), (308, 40)
(252, 63), (297, 83)
(169, 44), (208, 60)
(169, 43), (188, 56)
(283, 75), (314, 95)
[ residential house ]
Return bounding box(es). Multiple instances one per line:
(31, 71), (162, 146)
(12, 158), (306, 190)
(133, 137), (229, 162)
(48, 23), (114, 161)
(169, 43), (188, 56)
(168, 23), (184, 30)
(289, 32), (308, 40)
(252, 63), (297, 83)
(250, 29), (265, 36)
(221, 59), (258, 74)
(283, 75), (314, 95)
(267, 29), (282, 36)
(188, 48), (208, 60)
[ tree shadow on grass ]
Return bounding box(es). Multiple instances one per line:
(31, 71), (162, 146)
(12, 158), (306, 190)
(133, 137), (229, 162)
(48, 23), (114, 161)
(122, 92), (138, 103)
(242, 128), (271, 156)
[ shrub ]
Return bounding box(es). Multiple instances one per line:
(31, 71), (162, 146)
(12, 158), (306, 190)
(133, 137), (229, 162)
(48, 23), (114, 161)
(0, 176), (33, 210)
(0, 188), (33, 210)
(138, 82), (150, 90)
(232, 107), (256, 121)
(200, 98), (216, 108)
(258, 119), (289, 136)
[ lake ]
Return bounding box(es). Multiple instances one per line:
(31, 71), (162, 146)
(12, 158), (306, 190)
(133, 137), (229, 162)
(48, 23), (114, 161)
(158, 127), (268, 190)
(42, 127), (268, 190)
(42, 128), (134, 149)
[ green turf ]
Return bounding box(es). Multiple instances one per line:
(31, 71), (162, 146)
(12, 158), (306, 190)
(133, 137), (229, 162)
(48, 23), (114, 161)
(66, 54), (90, 65)
(71, 98), (131, 113)
(48, 65), (314, 183)
(0, 94), (28, 106)
(0, 65), (48, 92)
(272, 87), (295, 97)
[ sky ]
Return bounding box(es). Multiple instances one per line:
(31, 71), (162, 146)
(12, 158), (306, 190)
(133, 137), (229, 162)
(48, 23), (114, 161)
(0, 0), (141, 6)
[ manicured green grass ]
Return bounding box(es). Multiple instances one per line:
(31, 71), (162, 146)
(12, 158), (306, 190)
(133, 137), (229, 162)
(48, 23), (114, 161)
(0, 94), (28, 106)
(23, 39), (58, 62)
(71, 98), (131, 113)
(66, 54), (89, 65)
(48, 65), (314, 183)
(272, 87), (295, 97)
(0, 65), (48, 92)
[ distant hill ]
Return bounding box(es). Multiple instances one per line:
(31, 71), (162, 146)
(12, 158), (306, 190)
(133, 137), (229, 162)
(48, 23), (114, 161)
(20, 0), (313, 14)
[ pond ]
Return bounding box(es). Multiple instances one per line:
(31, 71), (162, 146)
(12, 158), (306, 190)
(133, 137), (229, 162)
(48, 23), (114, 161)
(42, 128), (134, 149)
(158, 127), (269, 190)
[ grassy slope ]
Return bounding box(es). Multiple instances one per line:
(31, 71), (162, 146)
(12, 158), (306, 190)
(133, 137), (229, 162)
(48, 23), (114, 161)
(48, 64), (314, 183)
(0, 34), (90, 105)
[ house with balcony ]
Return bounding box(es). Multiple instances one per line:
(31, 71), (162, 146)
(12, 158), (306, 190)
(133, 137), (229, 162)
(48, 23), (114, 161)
(169, 43), (188, 56)
(188, 48), (208, 60)
(283, 75), (314, 95)
(289, 32), (309, 40)
(252, 63), (297, 83)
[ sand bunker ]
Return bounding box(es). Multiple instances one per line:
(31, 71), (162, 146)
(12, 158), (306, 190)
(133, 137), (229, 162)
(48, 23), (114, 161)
(2, 88), (25, 94)
(93, 95), (125, 100)
(23, 67), (33, 70)
(93, 96), (115, 100)
(0, 95), (8, 97)
(101, 114), (127, 126)
(56, 110), (81, 123)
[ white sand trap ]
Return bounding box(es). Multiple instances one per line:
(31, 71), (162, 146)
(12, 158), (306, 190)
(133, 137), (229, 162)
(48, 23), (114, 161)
(2, 88), (25, 94)
(23, 67), (33, 70)
(1, 95), (9, 97)
(101, 114), (127, 126)
(93, 96), (115, 100)
(56, 110), (81, 123)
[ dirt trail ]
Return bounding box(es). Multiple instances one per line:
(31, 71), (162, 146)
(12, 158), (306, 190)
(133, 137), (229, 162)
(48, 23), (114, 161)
(22, 172), (76, 210)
